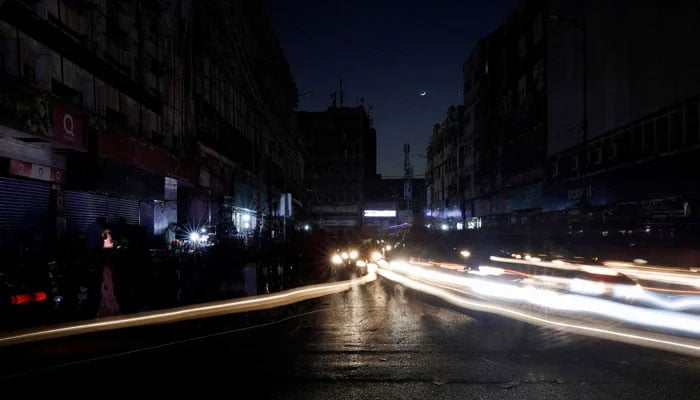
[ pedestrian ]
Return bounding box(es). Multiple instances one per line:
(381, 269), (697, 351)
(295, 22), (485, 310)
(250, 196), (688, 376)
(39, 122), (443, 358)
(96, 249), (120, 318)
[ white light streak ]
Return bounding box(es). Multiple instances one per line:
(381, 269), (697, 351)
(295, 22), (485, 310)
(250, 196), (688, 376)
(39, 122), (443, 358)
(378, 267), (700, 357)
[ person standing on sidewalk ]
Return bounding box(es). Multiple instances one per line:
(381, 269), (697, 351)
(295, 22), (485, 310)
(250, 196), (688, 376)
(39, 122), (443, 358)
(96, 224), (120, 317)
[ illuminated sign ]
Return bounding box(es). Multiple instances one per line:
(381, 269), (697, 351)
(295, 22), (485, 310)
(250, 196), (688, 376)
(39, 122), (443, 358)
(363, 209), (397, 218)
(53, 103), (86, 150)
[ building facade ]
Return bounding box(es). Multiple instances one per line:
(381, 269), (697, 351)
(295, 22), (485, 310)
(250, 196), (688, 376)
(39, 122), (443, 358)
(298, 105), (376, 232)
(0, 0), (302, 250)
(427, 0), (700, 234)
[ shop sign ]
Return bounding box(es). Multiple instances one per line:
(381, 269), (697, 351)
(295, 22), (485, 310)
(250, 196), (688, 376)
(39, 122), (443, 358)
(9, 159), (66, 184)
(52, 103), (86, 150)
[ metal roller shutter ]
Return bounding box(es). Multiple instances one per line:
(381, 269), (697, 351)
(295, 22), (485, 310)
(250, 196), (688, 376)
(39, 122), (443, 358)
(106, 197), (140, 225)
(0, 177), (51, 240)
(65, 191), (107, 235)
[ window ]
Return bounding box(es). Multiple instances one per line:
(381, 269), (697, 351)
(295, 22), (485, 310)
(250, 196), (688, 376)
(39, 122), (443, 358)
(571, 155), (579, 171)
(533, 13), (543, 44)
(655, 115), (669, 153)
(643, 122), (654, 156)
(517, 75), (527, 104)
(670, 110), (682, 149)
(607, 140), (618, 160)
(685, 104), (699, 145)
(533, 59), (544, 90)
(592, 147), (603, 164)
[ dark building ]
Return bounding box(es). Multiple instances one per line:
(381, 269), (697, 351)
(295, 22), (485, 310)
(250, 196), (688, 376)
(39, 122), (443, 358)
(545, 0), (700, 230)
(0, 0), (302, 248)
(427, 0), (700, 233)
(188, 0), (303, 242)
(297, 105), (377, 232)
(426, 105), (463, 226)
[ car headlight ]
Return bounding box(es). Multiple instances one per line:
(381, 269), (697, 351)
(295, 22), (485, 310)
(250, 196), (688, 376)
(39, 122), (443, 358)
(371, 251), (382, 261)
(356, 260), (367, 267)
(460, 250), (471, 258)
(331, 254), (343, 265)
(349, 250), (359, 260)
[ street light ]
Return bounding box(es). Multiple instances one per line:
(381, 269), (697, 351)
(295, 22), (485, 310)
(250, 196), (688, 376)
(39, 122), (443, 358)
(549, 12), (591, 208)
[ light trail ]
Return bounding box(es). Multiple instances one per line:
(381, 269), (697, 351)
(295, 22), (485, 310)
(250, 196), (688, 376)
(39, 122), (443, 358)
(0, 271), (377, 347)
(385, 260), (700, 333)
(490, 255), (700, 291)
(377, 267), (700, 357)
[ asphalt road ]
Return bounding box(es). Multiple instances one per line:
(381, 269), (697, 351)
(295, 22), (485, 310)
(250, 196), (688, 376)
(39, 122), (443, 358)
(1, 277), (699, 399)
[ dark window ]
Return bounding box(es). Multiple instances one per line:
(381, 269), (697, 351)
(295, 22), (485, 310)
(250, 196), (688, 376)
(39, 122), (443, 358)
(632, 126), (643, 157)
(685, 104), (699, 146)
(51, 79), (83, 108)
(655, 116), (669, 153)
(642, 122), (654, 156)
(670, 110), (683, 149)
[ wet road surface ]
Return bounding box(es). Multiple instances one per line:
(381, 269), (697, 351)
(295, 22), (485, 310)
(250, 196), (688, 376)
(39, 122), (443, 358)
(1, 277), (699, 399)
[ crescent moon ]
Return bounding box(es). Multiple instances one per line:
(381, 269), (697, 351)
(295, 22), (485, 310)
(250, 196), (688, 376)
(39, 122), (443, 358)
(420, 91), (427, 96)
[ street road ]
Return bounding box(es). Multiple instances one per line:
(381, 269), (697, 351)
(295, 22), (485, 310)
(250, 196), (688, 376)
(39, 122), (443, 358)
(1, 276), (698, 399)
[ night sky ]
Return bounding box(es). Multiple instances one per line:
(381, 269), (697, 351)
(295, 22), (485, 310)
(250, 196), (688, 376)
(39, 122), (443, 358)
(265, 0), (517, 178)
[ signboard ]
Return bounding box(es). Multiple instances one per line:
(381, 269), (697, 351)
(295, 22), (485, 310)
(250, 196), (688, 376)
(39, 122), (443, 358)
(279, 193), (293, 217)
(363, 209), (397, 217)
(9, 159), (66, 184)
(321, 219), (359, 227)
(52, 103), (86, 150)
(508, 182), (543, 211)
(309, 205), (359, 214)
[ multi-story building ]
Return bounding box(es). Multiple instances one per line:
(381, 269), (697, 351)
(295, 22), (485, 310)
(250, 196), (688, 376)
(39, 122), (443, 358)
(544, 0), (700, 229)
(426, 105), (463, 227)
(462, 0), (547, 228)
(298, 105), (376, 232)
(188, 0), (303, 242)
(0, 0), (302, 249)
(429, 0), (700, 233)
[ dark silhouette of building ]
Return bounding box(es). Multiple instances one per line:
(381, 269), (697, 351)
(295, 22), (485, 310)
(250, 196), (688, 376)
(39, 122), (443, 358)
(426, 0), (700, 234)
(297, 105), (377, 232)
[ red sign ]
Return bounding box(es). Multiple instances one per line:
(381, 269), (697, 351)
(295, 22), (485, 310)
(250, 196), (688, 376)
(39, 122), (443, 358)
(52, 103), (86, 150)
(9, 159), (66, 184)
(98, 130), (196, 183)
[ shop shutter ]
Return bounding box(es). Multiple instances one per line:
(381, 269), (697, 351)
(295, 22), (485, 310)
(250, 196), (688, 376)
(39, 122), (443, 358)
(0, 177), (51, 240)
(106, 197), (140, 225)
(65, 191), (107, 235)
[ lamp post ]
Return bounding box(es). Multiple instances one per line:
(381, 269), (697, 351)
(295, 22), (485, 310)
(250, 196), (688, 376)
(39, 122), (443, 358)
(549, 12), (590, 209)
